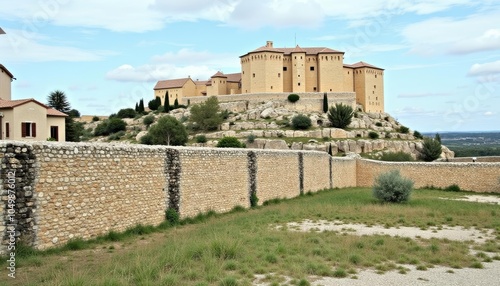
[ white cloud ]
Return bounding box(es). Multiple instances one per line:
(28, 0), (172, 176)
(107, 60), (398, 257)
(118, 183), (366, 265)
(484, 111), (495, 116)
(0, 29), (112, 62)
(105, 64), (217, 82)
(0, 0), (482, 32)
(106, 48), (240, 83)
(468, 60), (500, 76)
(402, 9), (500, 56)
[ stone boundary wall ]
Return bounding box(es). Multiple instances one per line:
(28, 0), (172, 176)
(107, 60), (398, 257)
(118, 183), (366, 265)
(446, 156), (500, 163)
(183, 92), (356, 112)
(1, 141), (499, 255)
(357, 159), (500, 193)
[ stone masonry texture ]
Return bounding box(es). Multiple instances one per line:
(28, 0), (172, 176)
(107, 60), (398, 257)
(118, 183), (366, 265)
(1, 141), (499, 255)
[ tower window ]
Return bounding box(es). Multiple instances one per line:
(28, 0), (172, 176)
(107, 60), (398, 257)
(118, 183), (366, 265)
(298, 83), (301, 86)
(283, 67), (287, 71)
(310, 66), (315, 71)
(278, 73), (281, 78)
(253, 73), (255, 78)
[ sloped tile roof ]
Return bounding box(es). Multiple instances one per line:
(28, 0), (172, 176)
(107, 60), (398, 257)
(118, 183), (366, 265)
(0, 98), (68, 116)
(344, 61), (384, 70)
(225, 73), (241, 83)
(243, 44), (343, 57)
(154, 78), (191, 90)
(211, 71), (226, 78)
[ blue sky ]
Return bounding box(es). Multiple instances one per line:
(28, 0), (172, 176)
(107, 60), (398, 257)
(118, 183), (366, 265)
(1, 0), (499, 132)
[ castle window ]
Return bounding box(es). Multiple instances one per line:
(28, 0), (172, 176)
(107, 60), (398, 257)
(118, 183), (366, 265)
(253, 73), (255, 78)
(298, 75), (300, 77)
(375, 74), (377, 78)
(374, 85), (376, 88)
(271, 86), (273, 89)
(283, 67), (287, 71)
(330, 89), (332, 91)
(313, 87), (317, 91)
(278, 73), (281, 78)
(310, 66), (315, 71)
(298, 83), (301, 86)
(301, 56), (303, 59)
(295, 56), (297, 59)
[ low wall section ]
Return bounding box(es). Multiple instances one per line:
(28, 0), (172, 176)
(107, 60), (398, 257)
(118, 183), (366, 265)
(357, 159), (500, 193)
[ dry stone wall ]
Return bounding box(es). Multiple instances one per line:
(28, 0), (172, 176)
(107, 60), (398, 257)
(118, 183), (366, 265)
(357, 159), (500, 193)
(1, 141), (498, 255)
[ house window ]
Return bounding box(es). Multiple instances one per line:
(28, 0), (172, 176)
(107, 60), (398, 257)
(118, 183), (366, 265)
(5, 122), (9, 138)
(283, 67), (287, 71)
(50, 126), (59, 141)
(310, 66), (315, 71)
(21, 122), (36, 138)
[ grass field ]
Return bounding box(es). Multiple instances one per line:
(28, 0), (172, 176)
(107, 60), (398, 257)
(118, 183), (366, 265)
(2, 188), (500, 286)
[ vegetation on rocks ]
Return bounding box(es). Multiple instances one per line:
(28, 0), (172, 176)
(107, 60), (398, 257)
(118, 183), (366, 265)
(143, 116), (188, 146)
(328, 103), (354, 129)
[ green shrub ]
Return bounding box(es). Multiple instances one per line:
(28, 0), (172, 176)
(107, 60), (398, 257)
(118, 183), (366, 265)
(444, 184), (461, 192)
(375, 122), (383, 127)
(287, 93), (300, 103)
(399, 126), (410, 134)
(195, 135), (207, 144)
(108, 130), (125, 141)
(246, 134), (256, 143)
(147, 116), (188, 146)
(143, 115), (155, 127)
(217, 137), (244, 148)
(250, 192), (259, 208)
(327, 103), (354, 129)
(92, 116), (100, 122)
(413, 130), (423, 139)
(420, 137), (442, 162)
(189, 96), (223, 131)
(140, 134), (153, 145)
(292, 114), (312, 130)
(380, 151), (413, 162)
(165, 208), (180, 225)
(116, 108), (136, 118)
(94, 118), (127, 136)
(368, 131), (379, 139)
(373, 170), (414, 203)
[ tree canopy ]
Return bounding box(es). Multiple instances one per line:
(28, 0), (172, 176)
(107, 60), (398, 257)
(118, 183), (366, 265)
(189, 96), (223, 131)
(47, 90), (71, 114)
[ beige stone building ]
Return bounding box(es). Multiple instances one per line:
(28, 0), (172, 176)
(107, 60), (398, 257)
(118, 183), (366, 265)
(154, 41), (384, 112)
(0, 64), (67, 141)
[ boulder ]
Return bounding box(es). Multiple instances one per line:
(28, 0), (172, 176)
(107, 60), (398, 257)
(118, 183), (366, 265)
(135, 131), (148, 142)
(260, 107), (278, 119)
(220, 122), (230, 131)
(264, 140), (289, 150)
(291, 142), (303, 150)
(330, 128), (349, 139)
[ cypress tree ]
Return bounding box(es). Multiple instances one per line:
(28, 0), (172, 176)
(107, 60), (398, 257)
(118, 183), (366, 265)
(135, 102), (139, 112)
(139, 99), (145, 113)
(323, 92), (328, 113)
(164, 91), (170, 113)
(174, 98), (179, 108)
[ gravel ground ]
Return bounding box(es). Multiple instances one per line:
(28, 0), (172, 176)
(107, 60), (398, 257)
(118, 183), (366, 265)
(260, 195), (500, 286)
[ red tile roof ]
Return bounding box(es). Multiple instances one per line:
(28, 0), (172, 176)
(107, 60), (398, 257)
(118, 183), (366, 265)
(0, 98), (68, 116)
(0, 64), (14, 79)
(344, 61), (384, 70)
(242, 44), (343, 57)
(154, 78), (191, 90)
(225, 73), (241, 83)
(211, 71), (226, 78)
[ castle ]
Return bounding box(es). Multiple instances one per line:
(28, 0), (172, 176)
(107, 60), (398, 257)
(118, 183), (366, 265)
(154, 41), (384, 112)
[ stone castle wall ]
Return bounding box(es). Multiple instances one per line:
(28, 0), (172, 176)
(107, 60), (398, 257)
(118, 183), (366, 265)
(1, 141), (499, 255)
(183, 92), (356, 113)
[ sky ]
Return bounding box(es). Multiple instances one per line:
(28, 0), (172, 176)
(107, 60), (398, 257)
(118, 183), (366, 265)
(0, 0), (499, 132)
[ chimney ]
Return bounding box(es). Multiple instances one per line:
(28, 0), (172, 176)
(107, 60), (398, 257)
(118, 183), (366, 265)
(266, 41), (273, 48)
